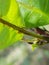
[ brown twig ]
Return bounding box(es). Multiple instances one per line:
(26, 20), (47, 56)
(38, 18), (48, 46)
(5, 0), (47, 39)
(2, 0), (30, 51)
(0, 18), (49, 42)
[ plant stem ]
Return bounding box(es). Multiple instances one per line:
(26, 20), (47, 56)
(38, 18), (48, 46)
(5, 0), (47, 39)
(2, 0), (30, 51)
(0, 18), (48, 41)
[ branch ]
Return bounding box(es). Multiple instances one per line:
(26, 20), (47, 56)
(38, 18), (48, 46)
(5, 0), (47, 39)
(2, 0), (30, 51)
(0, 18), (49, 41)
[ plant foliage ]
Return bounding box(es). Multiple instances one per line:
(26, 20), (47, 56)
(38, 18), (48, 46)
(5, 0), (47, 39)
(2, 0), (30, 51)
(0, 0), (49, 49)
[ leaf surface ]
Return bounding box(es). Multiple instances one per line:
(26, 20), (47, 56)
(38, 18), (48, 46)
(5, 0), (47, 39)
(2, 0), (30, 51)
(17, 0), (49, 28)
(0, 0), (24, 49)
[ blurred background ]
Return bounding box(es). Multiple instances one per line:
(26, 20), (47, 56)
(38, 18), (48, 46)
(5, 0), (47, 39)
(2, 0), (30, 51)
(0, 37), (49, 65)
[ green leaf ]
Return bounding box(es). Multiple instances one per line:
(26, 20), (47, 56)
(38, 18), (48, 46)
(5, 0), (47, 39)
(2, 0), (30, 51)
(0, 0), (10, 17)
(17, 0), (49, 28)
(0, 0), (24, 49)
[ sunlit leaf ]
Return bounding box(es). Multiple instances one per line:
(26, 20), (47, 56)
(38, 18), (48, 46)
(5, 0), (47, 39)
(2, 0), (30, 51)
(0, 0), (24, 49)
